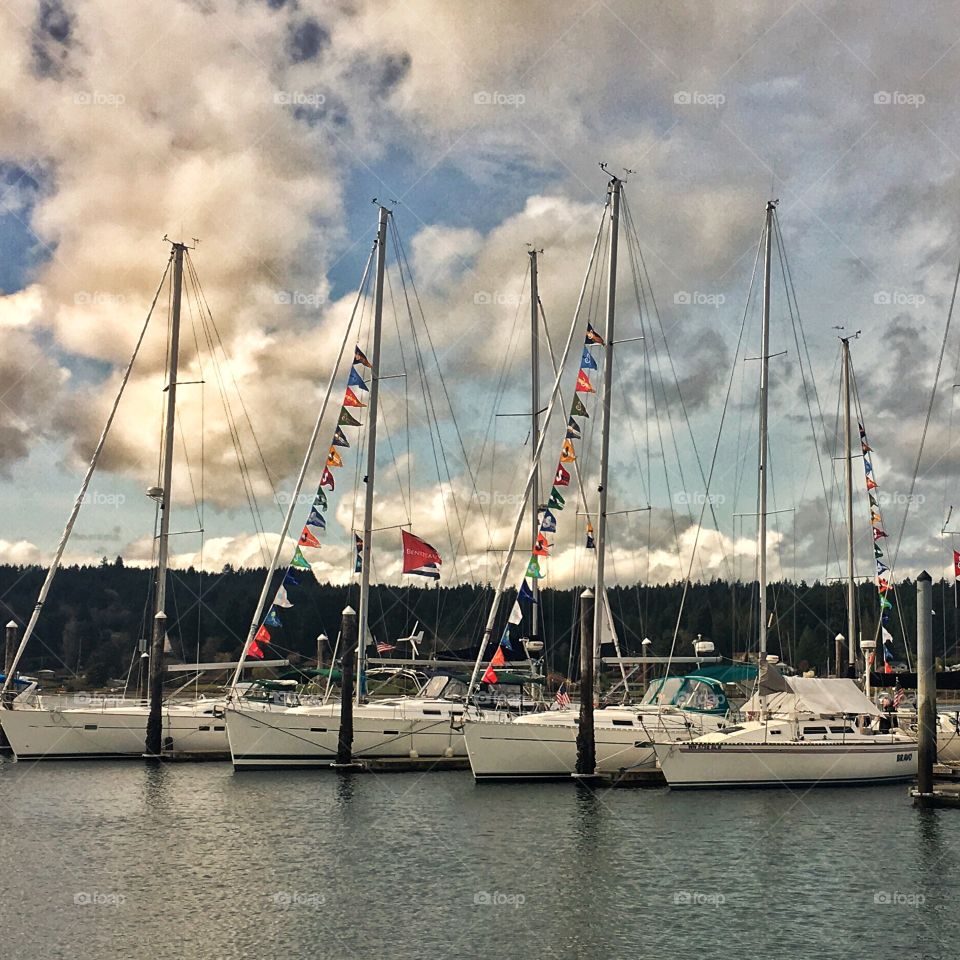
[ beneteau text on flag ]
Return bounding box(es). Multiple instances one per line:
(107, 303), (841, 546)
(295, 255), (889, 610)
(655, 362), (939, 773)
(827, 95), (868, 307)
(401, 530), (442, 580)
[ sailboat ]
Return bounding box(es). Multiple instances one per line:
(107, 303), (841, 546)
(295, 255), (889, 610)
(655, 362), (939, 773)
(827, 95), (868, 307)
(0, 241), (277, 760)
(463, 174), (731, 780)
(655, 202), (917, 789)
(224, 205), (544, 770)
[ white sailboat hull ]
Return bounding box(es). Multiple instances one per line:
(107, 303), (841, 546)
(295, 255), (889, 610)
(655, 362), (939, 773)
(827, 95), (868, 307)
(464, 708), (725, 780)
(0, 702), (229, 760)
(655, 731), (917, 789)
(226, 699), (469, 768)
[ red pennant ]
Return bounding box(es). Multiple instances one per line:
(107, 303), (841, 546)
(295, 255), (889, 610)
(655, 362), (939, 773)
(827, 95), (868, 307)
(255, 625), (271, 644)
(533, 532), (551, 557)
(954, 549), (960, 580)
(481, 664), (498, 684)
(491, 646), (506, 667)
(344, 387), (366, 408)
(873, 527), (888, 541)
(866, 477), (877, 491)
(554, 464), (570, 487)
(575, 370), (594, 393)
(320, 468), (335, 491)
(299, 527), (321, 548)
(248, 639), (265, 659)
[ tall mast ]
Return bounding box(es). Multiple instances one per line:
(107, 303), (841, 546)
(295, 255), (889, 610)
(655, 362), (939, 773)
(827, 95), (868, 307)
(758, 201), (775, 664)
(529, 249), (541, 645)
(593, 177), (621, 685)
(356, 205), (389, 704)
(145, 241), (185, 756)
(842, 337), (856, 674)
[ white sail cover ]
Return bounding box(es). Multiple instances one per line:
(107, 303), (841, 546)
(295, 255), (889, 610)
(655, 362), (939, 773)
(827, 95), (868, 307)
(742, 675), (881, 717)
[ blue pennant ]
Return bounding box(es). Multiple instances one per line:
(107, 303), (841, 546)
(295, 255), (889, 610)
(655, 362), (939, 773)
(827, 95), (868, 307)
(580, 348), (598, 370)
(540, 509), (557, 533)
(348, 367), (369, 391)
(307, 506), (326, 529)
(518, 579), (537, 604)
(264, 609), (282, 629)
(283, 570), (300, 588)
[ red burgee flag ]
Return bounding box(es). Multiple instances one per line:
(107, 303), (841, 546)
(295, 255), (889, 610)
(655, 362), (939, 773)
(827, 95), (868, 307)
(299, 527), (321, 548)
(255, 624), (271, 644)
(320, 467), (336, 491)
(481, 664), (498, 683)
(490, 645), (506, 667)
(575, 370), (595, 393)
(401, 529), (442, 580)
(344, 387), (366, 408)
(247, 638), (265, 660)
(554, 464), (570, 487)
(954, 550), (960, 580)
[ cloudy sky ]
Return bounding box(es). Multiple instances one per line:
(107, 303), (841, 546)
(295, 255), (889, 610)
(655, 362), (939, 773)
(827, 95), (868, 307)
(2, 0), (960, 592)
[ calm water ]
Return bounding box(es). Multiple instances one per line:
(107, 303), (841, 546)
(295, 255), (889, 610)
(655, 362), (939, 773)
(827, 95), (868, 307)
(0, 758), (957, 960)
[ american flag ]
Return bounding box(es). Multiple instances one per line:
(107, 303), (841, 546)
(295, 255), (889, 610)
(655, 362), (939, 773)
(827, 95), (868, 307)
(555, 685), (571, 709)
(376, 641), (396, 654)
(893, 685), (905, 708)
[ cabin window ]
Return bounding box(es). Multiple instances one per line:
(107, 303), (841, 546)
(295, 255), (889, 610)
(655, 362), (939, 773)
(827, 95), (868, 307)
(829, 726), (854, 735)
(803, 726), (827, 735)
(423, 709), (442, 716)
(383, 730), (400, 735)
(612, 720), (634, 727)
(83, 724), (97, 730)
(214, 725), (225, 732)
(769, 729), (782, 735)
(310, 727), (327, 733)
(198, 725), (210, 731)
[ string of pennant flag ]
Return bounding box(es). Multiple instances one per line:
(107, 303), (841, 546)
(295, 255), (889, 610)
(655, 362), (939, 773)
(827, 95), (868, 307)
(482, 322), (605, 684)
(859, 420), (895, 674)
(245, 346), (444, 661)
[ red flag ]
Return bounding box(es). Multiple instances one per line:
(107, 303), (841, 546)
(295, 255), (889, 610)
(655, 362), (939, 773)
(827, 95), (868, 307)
(491, 646), (506, 667)
(533, 532), (551, 557)
(575, 370), (594, 393)
(481, 664), (498, 683)
(401, 530), (442, 579)
(954, 550), (960, 580)
(320, 468), (335, 491)
(248, 638), (265, 659)
(554, 464), (570, 487)
(255, 625), (271, 644)
(299, 527), (321, 548)
(344, 387), (366, 408)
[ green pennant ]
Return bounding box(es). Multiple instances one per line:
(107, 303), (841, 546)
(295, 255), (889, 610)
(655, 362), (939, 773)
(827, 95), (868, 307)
(314, 489), (328, 511)
(339, 407), (362, 427)
(874, 544), (883, 559)
(291, 547), (312, 570)
(547, 488), (565, 510)
(526, 555), (545, 579)
(571, 395), (589, 418)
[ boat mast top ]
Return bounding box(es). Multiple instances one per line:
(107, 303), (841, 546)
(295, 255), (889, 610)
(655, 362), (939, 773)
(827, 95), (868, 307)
(757, 200), (776, 664)
(529, 248), (541, 643)
(593, 176), (622, 687)
(357, 205), (390, 703)
(841, 335), (857, 674)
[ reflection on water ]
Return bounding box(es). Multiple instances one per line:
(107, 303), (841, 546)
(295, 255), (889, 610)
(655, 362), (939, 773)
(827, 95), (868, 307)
(0, 758), (958, 960)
